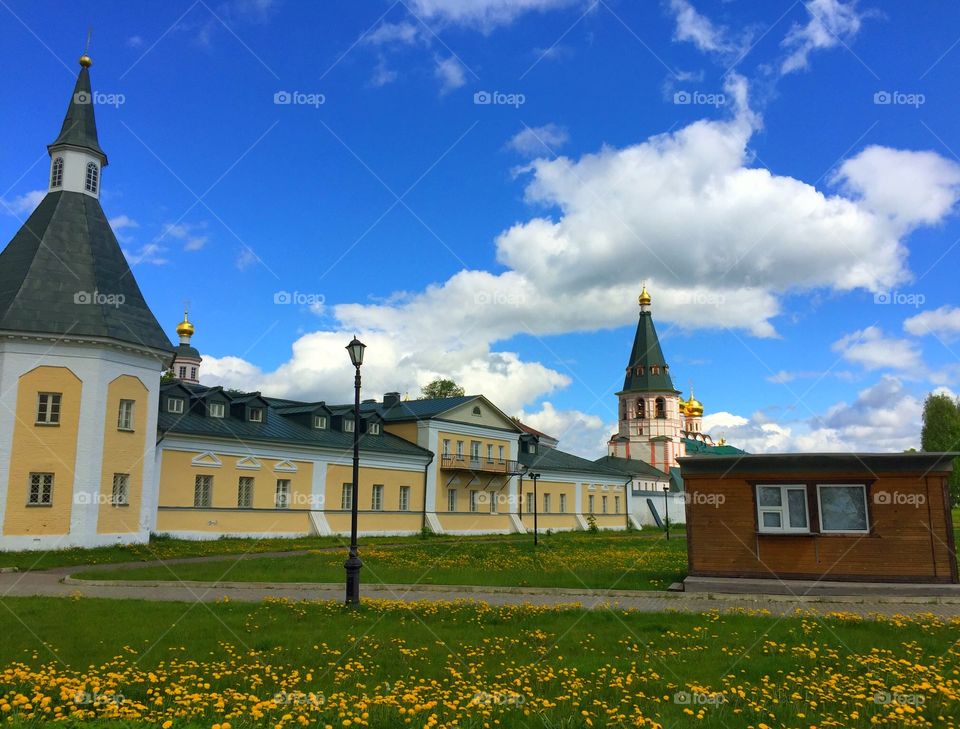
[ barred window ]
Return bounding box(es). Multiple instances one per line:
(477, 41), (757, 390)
(238, 477), (254, 508)
(111, 473), (130, 506)
(28, 473), (53, 506)
(194, 475), (212, 507)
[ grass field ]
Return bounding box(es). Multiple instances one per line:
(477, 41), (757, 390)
(0, 596), (956, 728)
(75, 532), (688, 590)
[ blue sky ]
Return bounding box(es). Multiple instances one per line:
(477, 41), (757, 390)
(3, 0), (960, 456)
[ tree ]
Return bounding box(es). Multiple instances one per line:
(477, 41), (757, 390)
(420, 378), (465, 400)
(921, 392), (960, 505)
(160, 369), (176, 384)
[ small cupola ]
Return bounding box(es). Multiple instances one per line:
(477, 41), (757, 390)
(171, 310), (202, 384)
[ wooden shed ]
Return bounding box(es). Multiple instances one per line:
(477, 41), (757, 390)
(680, 453), (958, 584)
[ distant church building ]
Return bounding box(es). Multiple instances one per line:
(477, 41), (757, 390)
(607, 287), (720, 473)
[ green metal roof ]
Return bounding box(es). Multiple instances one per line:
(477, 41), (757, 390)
(620, 311), (677, 393)
(593, 455), (670, 481)
(0, 191), (173, 353)
(520, 447), (625, 478)
(48, 64), (107, 161)
(683, 437), (747, 456)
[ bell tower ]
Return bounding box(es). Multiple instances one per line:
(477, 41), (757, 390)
(607, 287), (686, 472)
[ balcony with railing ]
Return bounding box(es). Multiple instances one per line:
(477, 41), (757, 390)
(440, 453), (523, 475)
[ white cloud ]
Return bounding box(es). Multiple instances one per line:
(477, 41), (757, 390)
(123, 242), (168, 266)
(2, 189), (45, 216)
(126, 35), (144, 48)
(668, 0), (734, 53)
(109, 214), (139, 231)
(832, 326), (923, 372)
(370, 56), (398, 87)
(434, 55), (467, 93)
(516, 401), (615, 458)
(407, 0), (582, 30)
(704, 377), (927, 453)
(781, 0), (866, 74)
(161, 221), (209, 251)
(904, 305), (960, 341)
(235, 247), (259, 270)
(506, 124), (570, 156)
(834, 146), (960, 229)
(362, 21), (422, 47)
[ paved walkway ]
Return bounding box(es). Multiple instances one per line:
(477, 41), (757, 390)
(0, 557), (958, 618)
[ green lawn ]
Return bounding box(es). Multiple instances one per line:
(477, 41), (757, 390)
(0, 596), (956, 728)
(75, 532), (688, 591)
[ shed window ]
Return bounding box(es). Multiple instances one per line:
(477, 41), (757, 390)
(817, 484), (869, 533)
(756, 485), (809, 533)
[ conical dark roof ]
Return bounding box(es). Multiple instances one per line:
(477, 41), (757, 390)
(48, 64), (107, 162)
(0, 191), (172, 353)
(620, 310), (677, 393)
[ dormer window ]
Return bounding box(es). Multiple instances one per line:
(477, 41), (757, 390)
(368, 422), (381, 435)
(84, 161), (99, 194)
(167, 397), (184, 414)
(208, 402), (225, 419)
(248, 407), (264, 423)
(313, 415), (327, 429)
(50, 157), (64, 188)
(344, 419), (355, 433)
(651, 365), (659, 375)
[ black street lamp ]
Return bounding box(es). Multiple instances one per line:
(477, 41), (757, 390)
(528, 472), (541, 546)
(662, 484), (670, 541)
(344, 336), (366, 605)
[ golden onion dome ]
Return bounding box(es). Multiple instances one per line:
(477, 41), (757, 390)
(176, 311), (195, 338)
(79, 53), (92, 68)
(638, 285), (652, 308)
(687, 397), (703, 417)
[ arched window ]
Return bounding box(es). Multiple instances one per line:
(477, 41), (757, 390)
(84, 161), (99, 194)
(637, 399), (646, 419)
(472, 406), (481, 416)
(50, 157), (64, 188)
(655, 397), (666, 419)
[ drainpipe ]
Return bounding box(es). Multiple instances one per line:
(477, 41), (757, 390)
(421, 452), (434, 533)
(623, 476), (632, 529)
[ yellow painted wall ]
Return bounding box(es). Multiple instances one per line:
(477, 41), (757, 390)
(4, 366), (81, 536)
(156, 508), (311, 534)
(436, 429), (513, 512)
(97, 375), (148, 534)
(582, 484), (626, 517)
(158, 450), (313, 511)
(325, 512), (423, 533)
(384, 422), (419, 445)
(437, 513), (513, 532)
(520, 514), (580, 530)
(325, 463), (424, 514)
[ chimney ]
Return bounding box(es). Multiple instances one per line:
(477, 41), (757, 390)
(383, 392), (401, 408)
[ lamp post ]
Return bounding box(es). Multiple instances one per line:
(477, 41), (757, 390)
(529, 472), (541, 546)
(344, 336), (366, 605)
(662, 484), (670, 541)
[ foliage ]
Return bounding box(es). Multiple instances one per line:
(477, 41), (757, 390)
(419, 378), (465, 400)
(921, 392), (960, 504)
(586, 514), (599, 533)
(159, 369), (176, 384)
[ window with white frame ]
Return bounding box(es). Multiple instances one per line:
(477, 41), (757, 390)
(489, 491), (497, 514)
(447, 488), (457, 512)
(526, 492), (534, 514)
(341, 483), (353, 510)
(313, 415), (327, 429)
(36, 392), (62, 424)
(817, 484), (869, 533)
(559, 493), (567, 513)
(249, 407), (264, 423)
(194, 475), (212, 507)
(209, 402), (225, 418)
(443, 439), (450, 456)
(371, 484), (384, 510)
(167, 397), (184, 414)
(456, 440), (464, 456)
(756, 484), (809, 533)
(486, 444), (493, 462)
(498, 445), (504, 463)
(178, 366), (187, 379)
(469, 490), (479, 513)
(344, 419), (355, 433)
(238, 477), (254, 508)
(84, 161), (99, 194)
(27, 473), (53, 506)
(50, 157), (63, 188)
(368, 422), (381, 435)
(399, 486), (410, 511)
(275, 479), (291, 508)
(602, 495), (608, 514)
(543, 493), (551, 513)
(111, 473), (130, 506)
(588, 494), (595, 514)
(614, 495), (620, 514)
(117, 399), (135, 430)
(470, 441), (481, 462)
